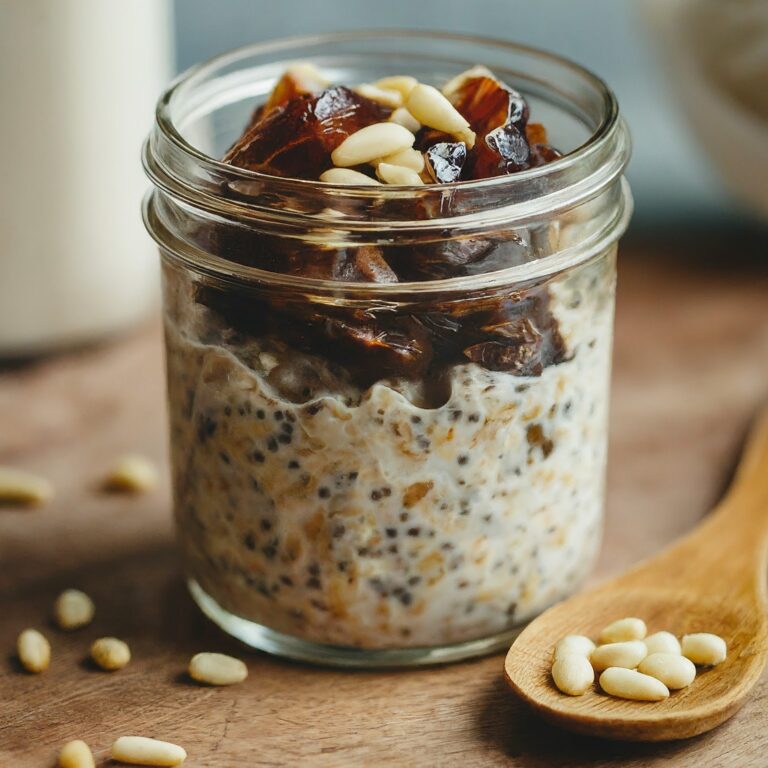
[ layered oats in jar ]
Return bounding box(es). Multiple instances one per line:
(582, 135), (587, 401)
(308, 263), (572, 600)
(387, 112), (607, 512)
(143, 32), (632, 665)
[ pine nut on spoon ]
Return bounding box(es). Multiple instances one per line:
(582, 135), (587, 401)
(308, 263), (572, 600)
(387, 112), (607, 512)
(505, 405), (768, 741)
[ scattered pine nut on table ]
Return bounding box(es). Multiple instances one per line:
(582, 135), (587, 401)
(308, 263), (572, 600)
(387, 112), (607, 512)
(188, 652), (248, 686)
(111, 736), (186, 766)
(17, 628), (51, 673)
(91, 637), (131, 671)
(54, 589), (95, 630)
(103, 454), (158, 493)
(0, 466), (53, 506)
(58, 739), (95, 768)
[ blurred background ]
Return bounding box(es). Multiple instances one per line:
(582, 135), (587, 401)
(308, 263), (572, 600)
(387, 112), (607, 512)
(173, 0), (765, 229)
(0, 0), (766, 355)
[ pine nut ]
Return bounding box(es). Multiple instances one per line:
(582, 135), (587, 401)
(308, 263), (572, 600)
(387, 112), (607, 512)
(590, 640), (647, 672)
(58, 739), (95, 768)
(644, 631), (681, 656)
(552, 634), (596, 660)
(376, 147), (425, 174)
(319, 168), (381, 185)
(442, 65), (495, 100)
(17, 628), (51, 673)
(54, 589), (95, 630)
(389, 107), (421, 133)
(638, 652), (696, 689)
(406, 84), (476, 148)
(91, 637), (131, 671)
(374, 75), (418, 98)
(188, 652), (248, 686)
(599, 667), (670, 701)
(682, 633), (727, 666)
(551, 653), (594, 696)
(283, 62), (328, 90)
(598, 617), (647, 644)
(111, 737), (186, 766)
(355, 84), (403, 108)
(375, 162), (424, 186)
(103, 454), (158, 493)
(0, 467), (53, 506)
(331, 123), (415, 167)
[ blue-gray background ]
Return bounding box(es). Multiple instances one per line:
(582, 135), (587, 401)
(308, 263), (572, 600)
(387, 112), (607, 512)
(172, 0), (748, 229)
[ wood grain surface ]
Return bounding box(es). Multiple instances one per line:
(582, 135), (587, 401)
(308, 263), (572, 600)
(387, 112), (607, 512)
(1, 243), (767, 767)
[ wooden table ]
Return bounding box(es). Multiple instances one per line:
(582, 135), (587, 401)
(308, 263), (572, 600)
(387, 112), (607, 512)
(2, 241), (767, 766)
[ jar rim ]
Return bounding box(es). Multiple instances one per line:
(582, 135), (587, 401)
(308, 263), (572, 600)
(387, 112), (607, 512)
(144, 30), (633, 295)
(157, 30), (618, 186)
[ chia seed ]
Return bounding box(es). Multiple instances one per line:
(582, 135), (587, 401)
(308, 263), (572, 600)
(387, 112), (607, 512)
(196, 415), (217, 442)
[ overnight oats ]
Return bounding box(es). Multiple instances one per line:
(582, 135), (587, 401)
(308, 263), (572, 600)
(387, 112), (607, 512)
(143, 32), (632, 665)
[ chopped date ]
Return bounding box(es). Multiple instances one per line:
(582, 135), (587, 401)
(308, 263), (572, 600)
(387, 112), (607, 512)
(325, 315), (433, 380)
(529, 143), (563, 167)
(425, 142), (467, 183)
(449, 74), (529, 136)
(525, 122), (548, 145)
(352, 246), (398, 283)
(469, 124), (530, 179)
(464, 340), (543, 375)
(224, 87), (390, 178)
(206, 65), (569, 383)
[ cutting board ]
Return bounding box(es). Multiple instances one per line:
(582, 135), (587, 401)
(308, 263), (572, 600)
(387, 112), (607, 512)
(1, 242), (767, 766)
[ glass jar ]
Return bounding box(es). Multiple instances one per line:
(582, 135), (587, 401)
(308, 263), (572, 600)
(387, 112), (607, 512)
(143, 32), (632, 667)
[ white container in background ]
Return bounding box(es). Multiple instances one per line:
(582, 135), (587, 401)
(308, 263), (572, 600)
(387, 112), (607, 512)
(0, 0), (173, 356)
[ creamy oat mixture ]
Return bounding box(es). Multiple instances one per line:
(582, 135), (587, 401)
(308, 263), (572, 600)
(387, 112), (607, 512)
(165, 255), (614, 648)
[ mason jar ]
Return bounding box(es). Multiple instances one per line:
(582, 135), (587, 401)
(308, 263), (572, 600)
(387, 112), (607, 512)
(143, 31), (632, 667)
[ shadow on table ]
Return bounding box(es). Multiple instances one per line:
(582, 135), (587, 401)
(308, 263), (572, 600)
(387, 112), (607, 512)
(475, 675), (729, 766)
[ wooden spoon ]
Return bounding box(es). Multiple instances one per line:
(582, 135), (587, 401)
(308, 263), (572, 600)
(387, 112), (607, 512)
(505, 407), (768, 741)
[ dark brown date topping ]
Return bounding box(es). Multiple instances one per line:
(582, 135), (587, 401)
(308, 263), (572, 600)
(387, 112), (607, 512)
(425, 142), (467, 183)
(224, 86), (390, 178)
(200, 68), (569, 386)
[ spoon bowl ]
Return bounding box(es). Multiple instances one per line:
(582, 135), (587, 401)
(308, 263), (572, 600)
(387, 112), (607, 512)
(505, 408), (768, 741)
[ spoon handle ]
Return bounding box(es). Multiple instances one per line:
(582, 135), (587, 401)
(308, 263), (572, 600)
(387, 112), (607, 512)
(730, 406), (768, 496)
(662, 406), (768, 590)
